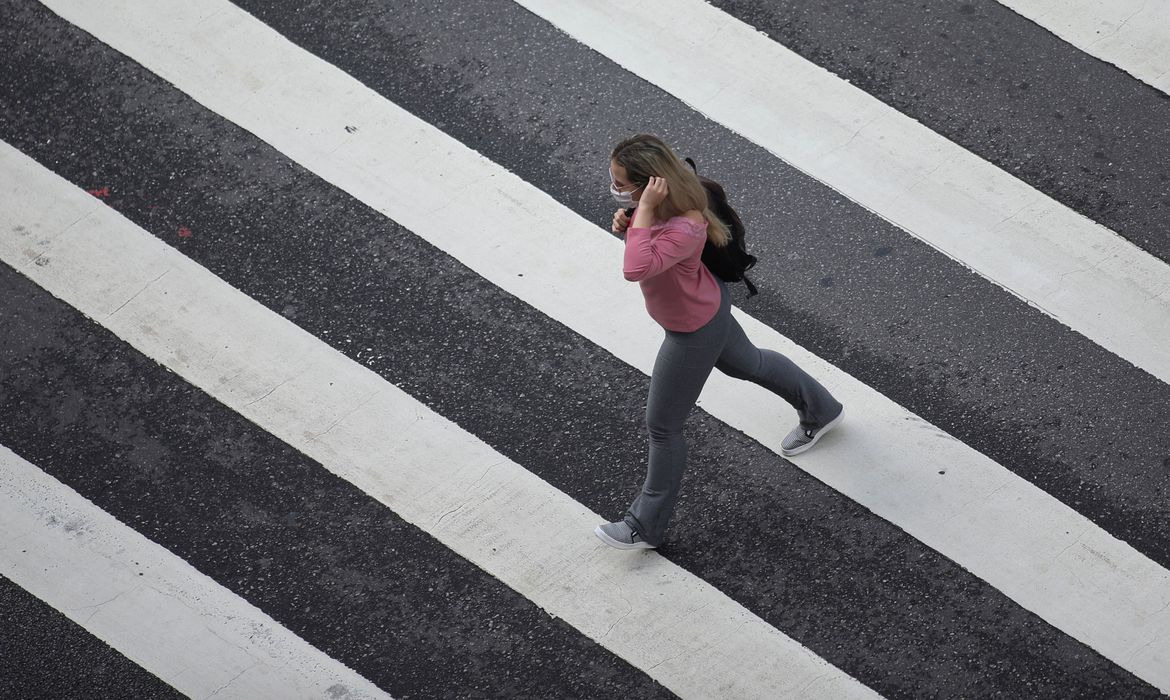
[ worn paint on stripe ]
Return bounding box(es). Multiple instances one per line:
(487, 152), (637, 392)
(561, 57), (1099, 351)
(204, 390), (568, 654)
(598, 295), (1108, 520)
(997, 0), (1170, 95)
(25, 0), (1170, 689)
(508, 0), (1170, 387)
(0, 444), (388, 700)
(0, 143), (879, 699)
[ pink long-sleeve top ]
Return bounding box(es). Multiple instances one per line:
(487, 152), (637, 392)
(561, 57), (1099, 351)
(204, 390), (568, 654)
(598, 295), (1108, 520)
(623, 213), (722, 332)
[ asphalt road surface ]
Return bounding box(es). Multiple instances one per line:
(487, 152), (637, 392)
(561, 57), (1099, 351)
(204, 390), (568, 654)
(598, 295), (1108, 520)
(2, 0), (1168, 697)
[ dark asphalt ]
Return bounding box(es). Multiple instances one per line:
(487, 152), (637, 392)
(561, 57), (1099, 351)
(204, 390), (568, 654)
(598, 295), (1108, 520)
(0, 575), (182, 699)
(0, 2), (1161, 696)
(709, 0), (1170, 263)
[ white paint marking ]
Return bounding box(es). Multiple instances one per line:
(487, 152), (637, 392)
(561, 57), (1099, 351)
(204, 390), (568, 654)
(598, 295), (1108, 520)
(510, 0), (1170, 387)
(997, 0), (1170, 95)
(0, 444), (388, 700)
(26, 0), (1170, 691)
(0, 145), (879, 699)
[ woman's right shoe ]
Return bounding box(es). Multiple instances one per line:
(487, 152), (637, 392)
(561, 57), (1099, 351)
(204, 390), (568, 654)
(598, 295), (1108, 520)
(594, 521), (655, 550)
(780, 407), (844, 457)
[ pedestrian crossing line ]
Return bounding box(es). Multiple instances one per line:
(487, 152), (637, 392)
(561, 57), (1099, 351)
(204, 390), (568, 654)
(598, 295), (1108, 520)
(0, 443), (389, 700)
(996, 0), (1170, 95)
(31, 0), (1170, 690)
(0, 141), (880, 700)
(510, 0), (1170, 387)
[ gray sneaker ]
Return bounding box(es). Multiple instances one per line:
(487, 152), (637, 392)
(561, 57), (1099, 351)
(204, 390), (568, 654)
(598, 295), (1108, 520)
(594, 521), (655, 550)
(780, 408), (844, 457)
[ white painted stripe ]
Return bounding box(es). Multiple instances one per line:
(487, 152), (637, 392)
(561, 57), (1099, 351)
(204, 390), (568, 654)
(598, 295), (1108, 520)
(997, 0), (1170, 95)
(0, 444), (388, 700)
(29, 0), (1170, 690)
(0, 148), (878, 699)
(507, 0), (1170, 388)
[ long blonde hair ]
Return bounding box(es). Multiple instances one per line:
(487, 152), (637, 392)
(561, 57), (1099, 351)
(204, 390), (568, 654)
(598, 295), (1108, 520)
(611, 134), (730, 247)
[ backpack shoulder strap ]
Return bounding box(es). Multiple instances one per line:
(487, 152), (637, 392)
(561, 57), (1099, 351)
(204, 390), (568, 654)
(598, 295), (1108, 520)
(700, 178), (745, 236)
(684, 157), (742, 228)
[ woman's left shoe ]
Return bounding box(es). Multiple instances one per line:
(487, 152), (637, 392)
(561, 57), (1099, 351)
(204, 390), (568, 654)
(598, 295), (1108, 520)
(780, 407), (844, 457)
(594, 521), (655, 550)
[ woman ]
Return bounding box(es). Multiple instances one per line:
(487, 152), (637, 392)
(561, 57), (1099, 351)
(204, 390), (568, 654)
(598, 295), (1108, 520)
(594, 134), (844, 550)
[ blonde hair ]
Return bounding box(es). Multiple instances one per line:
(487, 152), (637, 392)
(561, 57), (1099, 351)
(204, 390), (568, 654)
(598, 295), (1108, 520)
(611, 134), (730, 247)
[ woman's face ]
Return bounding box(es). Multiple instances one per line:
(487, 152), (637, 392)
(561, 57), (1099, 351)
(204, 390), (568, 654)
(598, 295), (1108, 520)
(609, 160), (642, 202)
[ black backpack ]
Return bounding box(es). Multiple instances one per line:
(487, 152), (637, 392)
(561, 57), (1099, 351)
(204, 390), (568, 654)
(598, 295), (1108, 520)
(686, 157), (758, 297)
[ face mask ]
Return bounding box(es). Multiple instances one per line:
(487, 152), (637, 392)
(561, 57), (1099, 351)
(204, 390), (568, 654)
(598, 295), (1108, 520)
(610, 183), (639, 208)
(609, 168), (640, 208)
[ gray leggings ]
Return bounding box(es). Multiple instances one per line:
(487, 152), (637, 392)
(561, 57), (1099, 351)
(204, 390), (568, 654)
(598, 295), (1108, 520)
(624, 284), (842, 546)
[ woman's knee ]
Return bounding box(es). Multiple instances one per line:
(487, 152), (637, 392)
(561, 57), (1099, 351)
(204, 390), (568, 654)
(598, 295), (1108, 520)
(646, 416), (684, 445)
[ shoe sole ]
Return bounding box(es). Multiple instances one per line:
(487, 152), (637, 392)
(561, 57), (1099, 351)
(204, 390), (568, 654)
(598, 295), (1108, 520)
(594, 525), (655, 550)
(780, 408), (844, 457)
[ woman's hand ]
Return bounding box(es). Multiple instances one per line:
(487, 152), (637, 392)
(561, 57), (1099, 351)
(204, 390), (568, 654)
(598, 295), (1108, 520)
(612, 208), (630, 233)
(638, 176), (669, 211)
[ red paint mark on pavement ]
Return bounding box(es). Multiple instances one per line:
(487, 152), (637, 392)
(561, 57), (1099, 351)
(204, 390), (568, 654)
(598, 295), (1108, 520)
(178, 226), (193, 238)
(87, 186), (110, 198)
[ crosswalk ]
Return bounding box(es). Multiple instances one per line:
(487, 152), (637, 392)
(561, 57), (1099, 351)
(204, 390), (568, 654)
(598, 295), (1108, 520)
(1, 0), (1168, 697)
